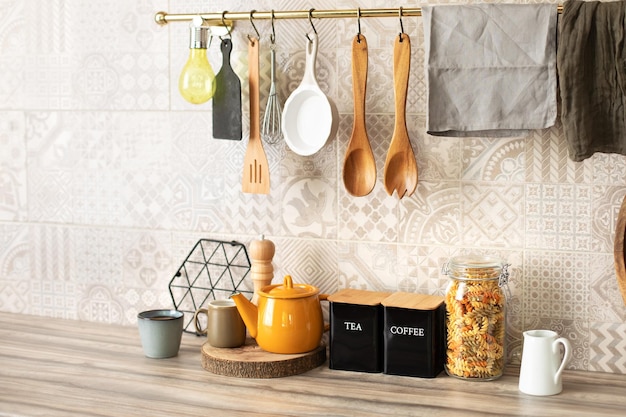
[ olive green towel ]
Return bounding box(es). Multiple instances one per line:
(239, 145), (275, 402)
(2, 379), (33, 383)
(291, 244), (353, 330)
(558, 0), (626, 161)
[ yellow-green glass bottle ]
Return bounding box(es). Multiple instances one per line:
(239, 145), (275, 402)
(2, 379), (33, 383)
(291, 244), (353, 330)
(178, 17), (216, 104)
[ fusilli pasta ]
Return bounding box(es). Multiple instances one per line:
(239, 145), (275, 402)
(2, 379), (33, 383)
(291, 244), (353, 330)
(445, 273), (506, 380)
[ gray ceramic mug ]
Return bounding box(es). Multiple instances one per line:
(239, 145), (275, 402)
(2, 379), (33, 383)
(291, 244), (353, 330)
(137, 309), (184, 358)
(193, 299), (246, 348)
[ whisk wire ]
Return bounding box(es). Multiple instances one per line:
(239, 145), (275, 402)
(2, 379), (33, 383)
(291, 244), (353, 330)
(262, 44), (283, 144)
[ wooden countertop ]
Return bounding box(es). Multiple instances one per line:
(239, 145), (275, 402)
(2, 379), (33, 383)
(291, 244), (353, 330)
(1, 311), (625, 417)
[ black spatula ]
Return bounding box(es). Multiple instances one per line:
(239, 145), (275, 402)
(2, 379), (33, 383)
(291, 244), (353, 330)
(213, 38), (242, 140)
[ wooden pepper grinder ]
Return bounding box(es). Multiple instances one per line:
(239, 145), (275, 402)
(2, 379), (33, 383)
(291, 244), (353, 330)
(249, 234), (275, 305)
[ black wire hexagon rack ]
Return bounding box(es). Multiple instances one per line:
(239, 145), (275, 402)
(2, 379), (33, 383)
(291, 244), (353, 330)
(169, 239), (253, 334)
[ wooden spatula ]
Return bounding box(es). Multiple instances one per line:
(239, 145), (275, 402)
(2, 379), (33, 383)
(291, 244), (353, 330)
(242, 37), (270, 194)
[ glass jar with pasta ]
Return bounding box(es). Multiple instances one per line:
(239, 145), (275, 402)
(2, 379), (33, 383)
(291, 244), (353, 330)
(442, 254), (510, 381)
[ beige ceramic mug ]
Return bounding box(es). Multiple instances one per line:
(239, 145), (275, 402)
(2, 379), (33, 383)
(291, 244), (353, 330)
(193, 299), (246, 348)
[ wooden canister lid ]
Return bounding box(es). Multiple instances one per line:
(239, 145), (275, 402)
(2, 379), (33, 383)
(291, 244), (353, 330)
(381, 292), (444, 311)
(327, 288), (392, 306)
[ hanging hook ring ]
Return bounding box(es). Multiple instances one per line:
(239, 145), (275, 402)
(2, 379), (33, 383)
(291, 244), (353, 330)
(248, 9), (260, 43)
(305, 8), (317, 43)
(398, 7), (405, 42)
(221, 11), (232, 39)
(357, 8), (362, 43)
(270, 10), (276, 45)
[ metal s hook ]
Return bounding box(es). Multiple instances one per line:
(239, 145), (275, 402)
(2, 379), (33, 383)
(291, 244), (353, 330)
(305, 8), (317, 43)
(270, 9), (276, 45)
(308, 8), (317, 35)
(398, 7), (405, 42)
(248, 9), (260, 43)
(221, 11), (232, 39)
(356, 8), (362, 43)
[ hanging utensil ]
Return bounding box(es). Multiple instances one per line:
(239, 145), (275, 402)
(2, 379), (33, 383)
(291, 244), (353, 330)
(343, 16), (376, 197)
(212, 36), (242, 140)
(262, 11), (282, 144)
(242, 35), (270, 194)
(383, 31), (418, 199)
(282, 13), (333, 156)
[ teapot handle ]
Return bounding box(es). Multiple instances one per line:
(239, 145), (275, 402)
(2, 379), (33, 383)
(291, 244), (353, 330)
(319, 293), (330, 331)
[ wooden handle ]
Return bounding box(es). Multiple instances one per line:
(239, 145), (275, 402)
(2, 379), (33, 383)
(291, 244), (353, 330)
(393, 34), (410, 127)
(248, 37), (260, 140)
(351, 35), (368, 126)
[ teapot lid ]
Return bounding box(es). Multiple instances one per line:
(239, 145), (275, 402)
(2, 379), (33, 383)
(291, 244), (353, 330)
(264, 275), (319, 299)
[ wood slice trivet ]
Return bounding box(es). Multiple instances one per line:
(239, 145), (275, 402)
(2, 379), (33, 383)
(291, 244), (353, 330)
(614, 193), (626, 305)
(201, 338), (326, 378)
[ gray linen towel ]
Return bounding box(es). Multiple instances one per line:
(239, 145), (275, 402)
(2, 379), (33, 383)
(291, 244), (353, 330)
(422, 4), (558, 137)
(558, 0), (626, 162)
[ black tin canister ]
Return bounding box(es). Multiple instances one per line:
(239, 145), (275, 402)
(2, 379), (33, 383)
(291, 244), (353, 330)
(328, 289), (391, 373)
(382, 292), (446, 378)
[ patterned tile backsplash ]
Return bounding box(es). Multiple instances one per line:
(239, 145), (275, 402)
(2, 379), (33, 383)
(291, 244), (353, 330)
(1, 0), (626, 374)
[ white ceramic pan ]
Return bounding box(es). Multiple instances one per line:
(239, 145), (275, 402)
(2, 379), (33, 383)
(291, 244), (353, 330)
(282, 33), (333, 156)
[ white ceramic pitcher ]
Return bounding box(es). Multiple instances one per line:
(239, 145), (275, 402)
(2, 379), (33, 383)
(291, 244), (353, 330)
(519, 329), (572, 396)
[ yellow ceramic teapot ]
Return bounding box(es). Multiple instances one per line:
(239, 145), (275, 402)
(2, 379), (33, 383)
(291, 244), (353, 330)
(231, 275), (328, 354)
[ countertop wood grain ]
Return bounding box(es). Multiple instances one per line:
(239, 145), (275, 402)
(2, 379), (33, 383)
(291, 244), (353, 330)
(1, 311), (624, 417)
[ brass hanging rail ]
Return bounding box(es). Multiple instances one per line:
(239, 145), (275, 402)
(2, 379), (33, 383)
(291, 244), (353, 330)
(155, 5), (564, 26)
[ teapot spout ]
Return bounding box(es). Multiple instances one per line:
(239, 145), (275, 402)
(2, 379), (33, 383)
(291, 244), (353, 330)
(230, 293), (258, 339)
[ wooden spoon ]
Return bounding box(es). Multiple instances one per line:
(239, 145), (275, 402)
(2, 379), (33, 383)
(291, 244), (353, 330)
(343, 34), (376, 197)
(383, 34), (418, 199)
(242, 37), (270, 194)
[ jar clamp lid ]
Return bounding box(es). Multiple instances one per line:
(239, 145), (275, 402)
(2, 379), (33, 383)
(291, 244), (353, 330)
(442, 254), (510, 287)
(441, 254), (510, 298)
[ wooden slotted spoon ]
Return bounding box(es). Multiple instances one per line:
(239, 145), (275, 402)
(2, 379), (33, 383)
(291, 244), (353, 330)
(242, 37), (270, 194)
(383, 33), (418, 199)
(343, 34), (376, 197)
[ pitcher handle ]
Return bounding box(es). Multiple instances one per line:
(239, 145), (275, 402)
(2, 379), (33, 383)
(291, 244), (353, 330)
(552, 337), (572, 384)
